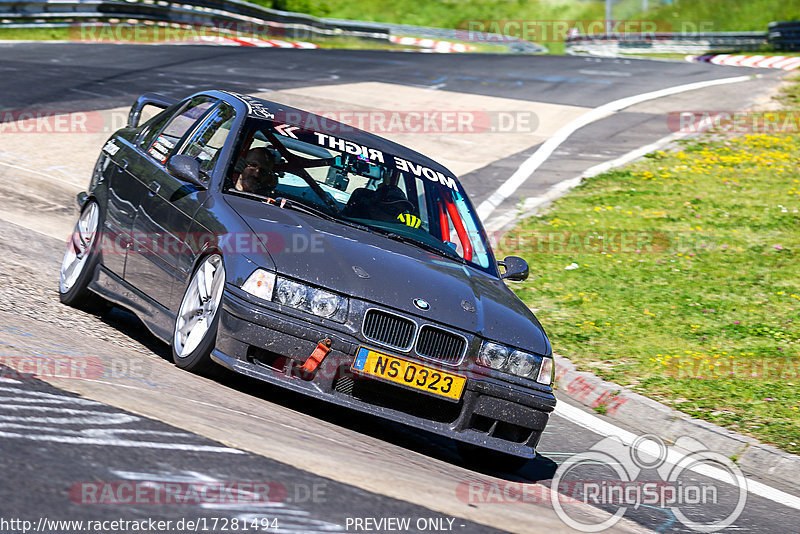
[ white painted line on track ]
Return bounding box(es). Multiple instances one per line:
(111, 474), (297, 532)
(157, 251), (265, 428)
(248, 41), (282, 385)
(0, 159), (82, 187)
(483, 113), (723, 233)
(0, 381), (245, 454)
(554, 401), (800, 512)
(477, 74), (755, 222)
(110, 469), (346, 532)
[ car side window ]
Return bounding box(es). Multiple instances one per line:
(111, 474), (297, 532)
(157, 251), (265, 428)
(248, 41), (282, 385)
(144, 96), (216, 164)
(181, 102), (236, 177)
(137, 107), (174, 150)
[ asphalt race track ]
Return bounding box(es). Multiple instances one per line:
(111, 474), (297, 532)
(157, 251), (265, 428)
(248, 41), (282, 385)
(0, 43), (799, 533)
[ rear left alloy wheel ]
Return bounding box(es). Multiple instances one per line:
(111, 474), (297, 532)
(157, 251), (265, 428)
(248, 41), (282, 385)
(172, 254), (226, 375)
(59, 201), (108, 312)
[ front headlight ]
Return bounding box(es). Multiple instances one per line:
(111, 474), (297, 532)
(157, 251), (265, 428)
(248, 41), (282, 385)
(274, 278), (306, 307)
(309, 290), (342, 318)
(241, 270), (348, 323)
(508, 350), (537, 376)
(477, 342), (509, 370)
(478, 340), (553, 385)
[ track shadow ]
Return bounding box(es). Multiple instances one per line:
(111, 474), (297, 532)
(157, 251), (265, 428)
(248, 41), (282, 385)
(98, 306), (173, 360)
(94, 304), (560, 481)
(221, 360), (561, 482)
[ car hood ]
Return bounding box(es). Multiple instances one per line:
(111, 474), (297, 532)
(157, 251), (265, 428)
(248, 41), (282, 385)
(227, 196), (550, 355)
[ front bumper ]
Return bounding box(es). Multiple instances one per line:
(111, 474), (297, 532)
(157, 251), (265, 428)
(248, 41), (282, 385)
(213, 289), (556, 458)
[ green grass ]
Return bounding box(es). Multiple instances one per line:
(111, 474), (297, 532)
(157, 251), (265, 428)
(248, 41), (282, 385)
(0, 27), (70, 40)
(255, 0), (799, 55)
(265, 0), (608, 29)
(617, 52), (693, 59)
(0, 24), (502, 52)
(6, 1), (798, 53)
(0, 25), (428, 51)
(498, 84), (800, 454)
(307, 36), (409, 50)
(258, 0), (796, 40)
(639, 0), (800, 32)
(778, 74), (800, 107)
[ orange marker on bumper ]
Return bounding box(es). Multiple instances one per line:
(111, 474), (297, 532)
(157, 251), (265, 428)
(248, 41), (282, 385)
(301, 338), (332, 372)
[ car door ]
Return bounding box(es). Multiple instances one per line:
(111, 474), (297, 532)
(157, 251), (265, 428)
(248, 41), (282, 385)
(126, 98), (236, 311)
(122, 96), (217, 307)
(101, 104), (180, 277)
(164, 102), (238, 312)
(96, 141), (138, 277)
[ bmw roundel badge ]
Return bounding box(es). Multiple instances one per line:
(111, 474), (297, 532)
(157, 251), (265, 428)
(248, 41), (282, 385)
(413, 298), (430, 311)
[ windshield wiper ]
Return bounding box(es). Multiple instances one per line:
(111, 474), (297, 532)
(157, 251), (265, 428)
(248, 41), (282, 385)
(277, 198), (375, 233)
(382, 231), (466, 263)
(274, 197), (335, 219)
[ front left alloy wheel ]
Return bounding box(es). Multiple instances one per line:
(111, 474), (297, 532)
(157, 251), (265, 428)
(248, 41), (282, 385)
(172, 254), (226, 374)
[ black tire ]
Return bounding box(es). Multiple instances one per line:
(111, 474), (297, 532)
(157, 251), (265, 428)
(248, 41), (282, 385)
(171, 254), (225, 376)
(171, 309), (221, 376)
(58, 201), (109, 313)
(457, 442), (530, 473)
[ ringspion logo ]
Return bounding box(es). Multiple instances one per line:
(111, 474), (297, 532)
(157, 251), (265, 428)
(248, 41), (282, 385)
(550, 434), (747, 532)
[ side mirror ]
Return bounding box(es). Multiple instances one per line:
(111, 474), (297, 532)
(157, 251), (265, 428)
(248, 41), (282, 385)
(499, 256), (529, 281)
(166, 155), (207, 189)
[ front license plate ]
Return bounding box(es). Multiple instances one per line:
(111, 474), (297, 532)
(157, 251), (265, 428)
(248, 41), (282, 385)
(351, 346), (466, 401)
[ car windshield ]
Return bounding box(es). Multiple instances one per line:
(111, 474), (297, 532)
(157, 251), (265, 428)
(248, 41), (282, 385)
(224, 119), (496, 274)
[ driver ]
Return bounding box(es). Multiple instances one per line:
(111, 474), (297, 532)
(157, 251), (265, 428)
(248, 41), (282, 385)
(234, 147), (279, 195)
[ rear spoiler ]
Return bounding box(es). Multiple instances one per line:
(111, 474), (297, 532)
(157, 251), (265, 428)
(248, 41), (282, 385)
(127, 92), (178, 128)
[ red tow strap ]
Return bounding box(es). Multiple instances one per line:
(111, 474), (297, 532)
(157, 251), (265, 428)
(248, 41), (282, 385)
(301, 338), (332, 372)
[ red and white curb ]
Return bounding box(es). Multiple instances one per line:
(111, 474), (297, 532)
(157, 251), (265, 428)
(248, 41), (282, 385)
(176, 35), (317, 48)
(689, 54), (800, 70)
(389, 35), (474, 53)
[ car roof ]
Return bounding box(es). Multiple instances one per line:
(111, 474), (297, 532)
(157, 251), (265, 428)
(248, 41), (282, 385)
(219, 90), (458, 179)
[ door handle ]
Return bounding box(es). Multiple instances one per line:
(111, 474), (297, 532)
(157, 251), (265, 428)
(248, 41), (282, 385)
(120, 158), (129, 171)
(148, 181), (161, 195)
